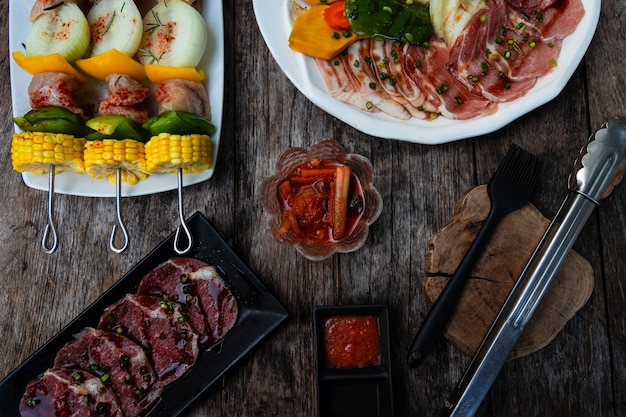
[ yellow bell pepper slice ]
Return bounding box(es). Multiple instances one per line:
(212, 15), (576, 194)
(12, 52), (88, 84)
(144, 64), (206, 84)
(75, 49), (146, 81)
(289, 5), (361, 60)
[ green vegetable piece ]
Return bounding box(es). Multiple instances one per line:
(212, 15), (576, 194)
(13, 106), (94, 136)
(345, 0), (433, 45)
(85, 115), (149, 142)
(13, 117), (95, 137)
(142, 111), (216, 136)
(22, 106), (85, 124)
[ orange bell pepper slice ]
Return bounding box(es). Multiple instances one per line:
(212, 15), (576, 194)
(75, 49), (146, 81)
(144, 64), (206, 84)
(12, 52), (88, 84)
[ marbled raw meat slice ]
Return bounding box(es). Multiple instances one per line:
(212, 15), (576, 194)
(404, 39), (497, 120)
(98, 294), (199, 388)
(376, 41), (439, 118)
(366, 40), (428, 119)
(446, 0), (538, 102)
(54, 327), (160, 417)
(447, 0), (584, 102)
(316, 57), (377, 113)
(339, 41), (412, 119)
(138, 257), (238, 348)
(20, 368), (123, 417)
(505, 0), (562, 10)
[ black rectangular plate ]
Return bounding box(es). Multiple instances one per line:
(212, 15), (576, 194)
(313, 305), (394, 417)
(0, 211), (289, 416)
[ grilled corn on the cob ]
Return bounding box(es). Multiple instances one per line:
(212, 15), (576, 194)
(84, 139), (148, 184)
(145, 133), (212, 174)
(11, 132), (86, 174)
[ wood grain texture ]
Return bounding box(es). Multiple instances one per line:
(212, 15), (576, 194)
(0, 1), (624, 416)
(423, 185), (593, 359)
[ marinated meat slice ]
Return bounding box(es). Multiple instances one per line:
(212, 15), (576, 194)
(155, 79), (211, 120)
(98, 103), (150, 124)
(138, 257), (238, 348)
(28, 72), (83, 115)
(20, 368), (123, 417)
(315, 58), (376, 113)
(339, 41), (412, 119)
(523, 0), (585, 42)
(505, 0), (561, 10)
(446, 0), (539, 102)
(98, 294), (199, 388)
(98, 74), (151, 123)
(375, 41), (439, 118)
(404, 40), (497, 120)
(54, 328), (160, 417)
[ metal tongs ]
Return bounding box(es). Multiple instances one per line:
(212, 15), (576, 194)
(441, 117), (626, 417)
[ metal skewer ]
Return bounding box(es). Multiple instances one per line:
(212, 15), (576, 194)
(173, 167), (192, 255)
(41, 164), (58, 254)
(109, 168), (129, 253)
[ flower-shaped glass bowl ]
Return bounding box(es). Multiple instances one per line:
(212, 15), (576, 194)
(260, 139), (383, 261)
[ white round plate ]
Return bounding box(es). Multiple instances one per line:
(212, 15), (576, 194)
(253, 0), (600, 144)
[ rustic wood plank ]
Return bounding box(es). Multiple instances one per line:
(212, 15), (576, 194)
(1, 1), (624, 416)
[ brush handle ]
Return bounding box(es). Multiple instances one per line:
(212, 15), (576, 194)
(407, 205), (503, 368)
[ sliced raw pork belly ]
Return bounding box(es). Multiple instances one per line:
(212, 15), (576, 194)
(54, 327), (160, 417)
(20, 368), (123, 417)
(138, 257), (238, 348)
(98, 294), (199, 388)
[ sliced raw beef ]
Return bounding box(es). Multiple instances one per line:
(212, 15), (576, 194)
(20, 368), (123, 417)
(138, 257), (238, 348)
(54, 327), (160, 417)
(98, 294), (199, 388)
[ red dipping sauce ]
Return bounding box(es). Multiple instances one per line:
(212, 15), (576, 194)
(323, 315), (381, 369)
(277, 158), (365, 244)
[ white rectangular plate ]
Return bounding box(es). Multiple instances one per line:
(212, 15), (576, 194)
(9, 0), (224, 197)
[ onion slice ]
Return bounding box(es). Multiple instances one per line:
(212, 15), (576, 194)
(87, 0), (143, 57)
(138, 0), (208, 68)
(25, 3), (90, 63)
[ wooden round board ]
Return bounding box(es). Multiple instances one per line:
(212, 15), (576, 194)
(423, 185), (594, 359)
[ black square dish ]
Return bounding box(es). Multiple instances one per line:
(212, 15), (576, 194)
(0, 211), (289, 416)
(313, 305), (394, 417)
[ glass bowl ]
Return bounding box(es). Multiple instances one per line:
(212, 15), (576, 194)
(260, 139), (383, 261)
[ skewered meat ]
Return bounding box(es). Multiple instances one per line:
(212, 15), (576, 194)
(98, 74), (151, 123)
(28, 72), (83, 116)
(155, 78), (212, 120)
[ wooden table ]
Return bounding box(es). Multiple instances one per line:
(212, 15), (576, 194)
(1, 1), (625, 416)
